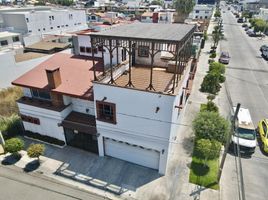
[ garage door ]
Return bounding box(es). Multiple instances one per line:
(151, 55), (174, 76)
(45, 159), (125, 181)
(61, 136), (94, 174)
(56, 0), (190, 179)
(104, 138), (160, 170)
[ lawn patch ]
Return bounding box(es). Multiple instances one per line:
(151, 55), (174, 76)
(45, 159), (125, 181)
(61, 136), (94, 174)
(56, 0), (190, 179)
(189, 148), (219, 190)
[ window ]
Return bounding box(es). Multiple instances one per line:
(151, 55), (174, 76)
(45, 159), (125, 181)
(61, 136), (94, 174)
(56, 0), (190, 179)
(50, 27), (53, 30)
(86, 47), (92, 53)
(57, 26), (60, 28)
(26, 18), (29, 22)
(80, 46), (85, 53)
(66, 25), (69, 27)
(0, 40), (8, 46)
(21, 114), (40, 125)
(91, 16), (96, 20)
(138, 46), (149, 57)
(43, 28), (46, 31)
(121, 48), (126, 61)
(262, 121), (267, 136)
(205, 16), (208, 19)
(141, 16), (146, 20)
(31, 89), (51, 100)
(195, 16), (198, 19)
(12, 36), (20, 42)
(200, 16), (203, 19)
(195, 10), (200, 13)
(28, 30), (32, 33)
(205, 11), (209, 14)
(160, 16), (163, 20)
(93, 48), (98, 54)
(38, 29), (41, 32)
(52, 16), (54, 20)
(96, 101), (116, 124)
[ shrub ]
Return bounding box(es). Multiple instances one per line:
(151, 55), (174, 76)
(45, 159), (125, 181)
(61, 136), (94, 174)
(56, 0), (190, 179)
(206, 101), (219, 112)
(219, 75), (226, 83)
(196, 139), (221, 160)
(0, 87), (22, 117)
(27, 144), (45, 161)
(200, 72), (221, 94)
(4, 138), (24, 155)
(209, 62), (225, 74)
(0, 115), (23, 139)
(193, 111), (230, 144)
(24, 131), (65, 146)
(210, 52), (216, 58)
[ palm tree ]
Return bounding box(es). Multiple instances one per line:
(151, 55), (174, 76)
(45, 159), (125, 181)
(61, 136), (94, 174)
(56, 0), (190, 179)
(173, 0), (195, 23)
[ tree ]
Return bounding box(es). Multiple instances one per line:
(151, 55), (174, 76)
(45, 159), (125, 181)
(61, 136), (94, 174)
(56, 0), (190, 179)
(200, 72), (221, 94)
(209, 62), (225, 74)
(195, 139), (221, 167)
(27, 144), (45, 162)
(214, 9), (221, 18)
(4, 138), (24, 156)
(193, 111), (230, 144)
(173, 0), (195, 23)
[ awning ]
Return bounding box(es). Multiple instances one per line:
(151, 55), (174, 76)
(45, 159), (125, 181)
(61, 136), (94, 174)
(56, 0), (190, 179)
(62, 111), (97, 134)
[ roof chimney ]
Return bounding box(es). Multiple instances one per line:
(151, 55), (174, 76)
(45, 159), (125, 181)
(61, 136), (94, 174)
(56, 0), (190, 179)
(46, 67), (61, 89)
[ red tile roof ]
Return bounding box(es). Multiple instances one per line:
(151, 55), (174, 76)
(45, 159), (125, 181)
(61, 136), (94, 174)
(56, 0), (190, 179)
(12, 53), (103, 100)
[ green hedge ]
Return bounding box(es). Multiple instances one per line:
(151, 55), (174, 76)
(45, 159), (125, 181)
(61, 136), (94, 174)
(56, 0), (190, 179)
(24, 131), (65, 146)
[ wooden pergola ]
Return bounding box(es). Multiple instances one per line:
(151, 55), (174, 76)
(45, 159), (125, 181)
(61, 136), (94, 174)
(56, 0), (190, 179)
(90, 23), (196, 94)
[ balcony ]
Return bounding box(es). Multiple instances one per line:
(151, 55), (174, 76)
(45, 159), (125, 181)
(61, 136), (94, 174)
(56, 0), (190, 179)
(17, 96), (69, 112)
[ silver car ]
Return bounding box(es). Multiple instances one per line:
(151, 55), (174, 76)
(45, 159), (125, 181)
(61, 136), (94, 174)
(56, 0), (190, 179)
(219, 51), (230, 64)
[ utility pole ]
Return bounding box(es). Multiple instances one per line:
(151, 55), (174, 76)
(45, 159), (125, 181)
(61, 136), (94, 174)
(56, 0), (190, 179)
(217, 103), (240, 182)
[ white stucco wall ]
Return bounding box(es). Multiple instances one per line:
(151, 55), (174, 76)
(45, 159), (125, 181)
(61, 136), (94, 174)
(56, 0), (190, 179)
(18, 102), (72, 142)
(77, 34), (124, 67)
(135, 50), (168, 67)
(71, 98), (95, 115)
(23, 87), (32, 97)
(93, 83), (177, 174)
(2, 9), (87, 35)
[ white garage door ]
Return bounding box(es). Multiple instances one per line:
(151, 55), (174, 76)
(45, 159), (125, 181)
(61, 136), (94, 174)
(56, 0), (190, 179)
(104, 138), (160, 170)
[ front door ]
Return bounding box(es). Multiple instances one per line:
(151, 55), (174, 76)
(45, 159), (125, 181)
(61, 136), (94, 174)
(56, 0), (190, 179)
(64, 128), (98, 153)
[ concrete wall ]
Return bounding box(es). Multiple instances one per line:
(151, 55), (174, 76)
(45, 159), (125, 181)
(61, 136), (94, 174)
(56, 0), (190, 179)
(135, 50), (168, 67)
(1, 14), (28, 33)
(23, 34), (42, 46)
(0, 34), (22, 49)
(93, 83), (176, 174)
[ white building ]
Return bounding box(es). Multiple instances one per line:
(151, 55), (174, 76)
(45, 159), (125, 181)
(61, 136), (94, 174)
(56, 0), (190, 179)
(188, 4), (214, 20)
(0, 8), (87, 36)
(13, 23), (196, 175)
(141, 12), (174, 23)
(0, 31), (22, 50)
(258, 8), (268, 20)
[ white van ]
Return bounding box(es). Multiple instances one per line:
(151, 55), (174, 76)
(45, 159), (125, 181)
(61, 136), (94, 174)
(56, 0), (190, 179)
(231, 107), (257, 155)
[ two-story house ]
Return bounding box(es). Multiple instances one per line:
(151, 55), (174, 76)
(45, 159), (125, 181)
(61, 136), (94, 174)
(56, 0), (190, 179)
(12, 23), (196, 175)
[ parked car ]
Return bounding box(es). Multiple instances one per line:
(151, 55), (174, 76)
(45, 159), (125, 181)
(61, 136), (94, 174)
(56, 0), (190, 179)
(230, 107), (257, 155)
(219, 51), (230, 64)
(261, 48), (268, 60)
(237, 18), (244, 23)
(247, 29), (256, 37)
(260, 44), (268, 52)
(257, 119), (268, 153)
(244, 27), (249, 31)
(242, 23), (248, 28)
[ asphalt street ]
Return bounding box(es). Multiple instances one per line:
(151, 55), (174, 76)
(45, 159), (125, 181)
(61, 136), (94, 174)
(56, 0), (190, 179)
(0, 165), (105, 200)
(221, 8), (268, 200)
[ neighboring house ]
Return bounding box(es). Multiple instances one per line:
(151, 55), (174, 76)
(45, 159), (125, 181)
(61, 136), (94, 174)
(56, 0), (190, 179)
(243, 1), (260, 14)
(0, 31), (22, 50)
(141, 12), (174, 23)
(258, 7), (268, 20)
(188, 4), (214, 20)
(12, 53), (103, 153)
(12, 23), (196, 175)
(87, 13), (104, 23)
(0, 8), (87, 36)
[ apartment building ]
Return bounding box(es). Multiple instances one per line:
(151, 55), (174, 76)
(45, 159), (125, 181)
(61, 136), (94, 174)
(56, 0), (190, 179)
(188, 4), (214, 20)
(0, 8), (87, 35)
